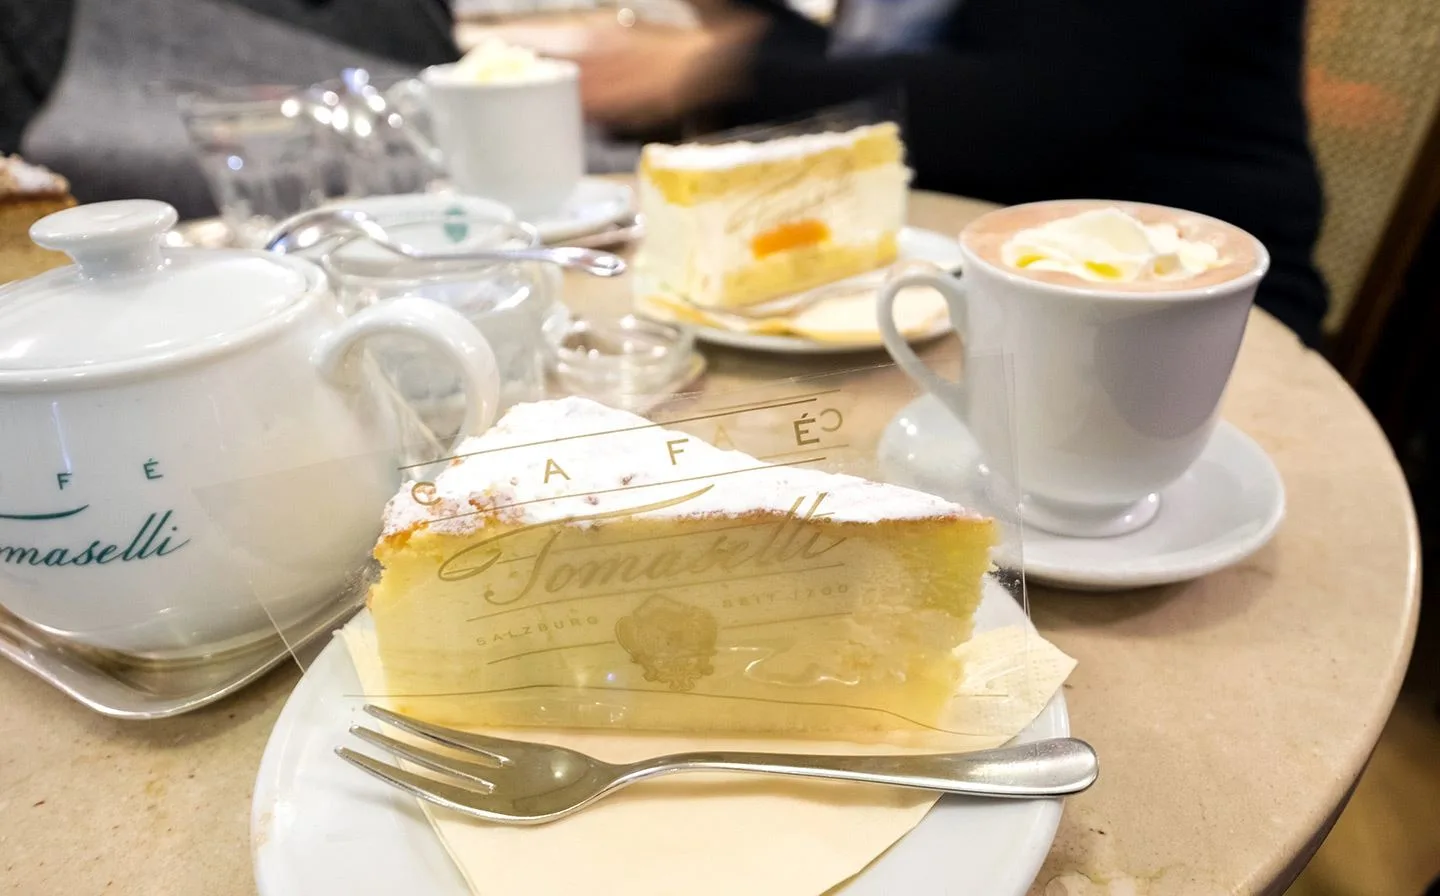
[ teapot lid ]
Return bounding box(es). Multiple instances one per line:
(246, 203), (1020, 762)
(0, 200), (318, 374)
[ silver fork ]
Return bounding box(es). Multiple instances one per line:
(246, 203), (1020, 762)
(337, 705), (1098, 825)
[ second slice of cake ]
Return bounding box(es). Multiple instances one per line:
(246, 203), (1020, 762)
(637, 123), (910, 309)
(1, 156), (76, 283)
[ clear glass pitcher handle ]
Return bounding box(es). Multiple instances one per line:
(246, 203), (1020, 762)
(313, 297), (501, 455)
(383, 79), (446, 169)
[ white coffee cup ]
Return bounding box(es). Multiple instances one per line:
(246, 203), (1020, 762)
(389, 61), (584, 219)
(878, 201), (1269, 538)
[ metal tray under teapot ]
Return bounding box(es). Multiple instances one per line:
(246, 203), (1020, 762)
(0, 581), (366, 720)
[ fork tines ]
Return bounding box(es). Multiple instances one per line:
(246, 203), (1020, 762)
(335, 705), (539, 824)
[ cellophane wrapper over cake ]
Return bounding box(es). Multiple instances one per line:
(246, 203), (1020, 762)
(199, 355), (1032, 743)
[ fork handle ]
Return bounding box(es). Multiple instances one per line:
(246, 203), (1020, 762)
(621, 737), (1098, 799)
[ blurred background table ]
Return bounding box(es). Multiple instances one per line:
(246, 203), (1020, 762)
(0, 190), (1419, 895)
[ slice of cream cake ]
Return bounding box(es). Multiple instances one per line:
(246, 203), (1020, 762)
(369, 397), (994, 737)
(636, 123), (910, 310)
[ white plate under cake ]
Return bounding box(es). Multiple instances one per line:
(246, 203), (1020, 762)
(252, 397), (1075, 896)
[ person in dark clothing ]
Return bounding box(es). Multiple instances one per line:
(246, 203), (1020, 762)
(553, 0), (1330, 346)
(4, 0), (458, 217)
(221, 0), (456, 67)
(0, 0), (76, 154)
(0, 0), (455, 153)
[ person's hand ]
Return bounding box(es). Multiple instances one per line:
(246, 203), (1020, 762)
(567, 22), (749, 131)
(468, 15), (764, 131)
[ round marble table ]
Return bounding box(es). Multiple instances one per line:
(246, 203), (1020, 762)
(0, 191), (1419, 895)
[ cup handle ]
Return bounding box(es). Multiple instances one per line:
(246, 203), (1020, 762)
(877, 271), (969, 410)
(384, 79), (446, 169)
(313, 296), (502, 454)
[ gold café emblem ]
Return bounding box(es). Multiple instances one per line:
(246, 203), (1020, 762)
(615, 595), (718, 691)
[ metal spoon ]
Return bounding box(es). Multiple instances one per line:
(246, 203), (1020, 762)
(264, 208), (627, 278)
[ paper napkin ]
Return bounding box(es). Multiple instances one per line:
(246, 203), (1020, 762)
(342, 617), (1073, 896)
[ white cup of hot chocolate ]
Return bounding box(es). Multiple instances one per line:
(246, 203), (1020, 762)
(386, 40), (584, 219)
(878, 199), (1268, 538)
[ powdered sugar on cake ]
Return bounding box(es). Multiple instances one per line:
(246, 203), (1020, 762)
(643, 124), (891, 171)
(381, 396), (978, 538)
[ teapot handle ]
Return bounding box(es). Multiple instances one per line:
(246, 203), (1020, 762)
(313, 297), (501, 454)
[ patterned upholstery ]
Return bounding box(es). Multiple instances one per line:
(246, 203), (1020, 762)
(1306, 0), (1440, 331)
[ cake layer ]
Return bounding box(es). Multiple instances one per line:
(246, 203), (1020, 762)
(372, 511), (992, 734)
(638, 151), (908, 308)
(640, 123), (904, 207)
(717, 231), (899, 308)
(369, 397), (995, 737)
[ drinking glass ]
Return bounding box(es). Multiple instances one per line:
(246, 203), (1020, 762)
(177, 85), (337, 247)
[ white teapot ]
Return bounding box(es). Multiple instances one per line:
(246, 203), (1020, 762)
(0, 200), (500, 659)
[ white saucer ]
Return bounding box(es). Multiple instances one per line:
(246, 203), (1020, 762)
(252, 581), (1068, 896)
(878, 394), (1286, 591)
(638, 227), (963, 355)
(527, 177), (634, 244)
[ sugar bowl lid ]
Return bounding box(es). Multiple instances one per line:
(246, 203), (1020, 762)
(0, 200), (319, 376)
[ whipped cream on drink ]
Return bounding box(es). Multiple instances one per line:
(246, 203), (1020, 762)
(1000, 207), (1225, 284)
(451, 38), (570, 84)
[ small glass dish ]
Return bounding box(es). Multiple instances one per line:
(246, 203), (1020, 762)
(544, 313), (704, 410)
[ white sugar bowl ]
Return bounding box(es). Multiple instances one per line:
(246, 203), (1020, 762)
(0, 200), (501, 659)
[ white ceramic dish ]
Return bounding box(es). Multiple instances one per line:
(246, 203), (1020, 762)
(0, 200), (501, 657)
(637, 228), (964, 355)
(524, 177), (635, 244)
(252, 580), (1069, 896)
(168, 181), (634, 250)
(879, 394), (1286, 590)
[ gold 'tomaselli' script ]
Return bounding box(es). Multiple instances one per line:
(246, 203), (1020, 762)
(437, 489), (847, 611)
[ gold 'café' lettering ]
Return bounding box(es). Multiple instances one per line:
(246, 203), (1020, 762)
(436, 487), (846, 607)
